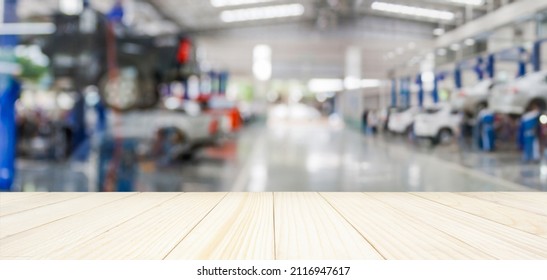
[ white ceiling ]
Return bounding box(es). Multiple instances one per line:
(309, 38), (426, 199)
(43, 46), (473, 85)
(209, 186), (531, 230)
(15, 0), (508, 80)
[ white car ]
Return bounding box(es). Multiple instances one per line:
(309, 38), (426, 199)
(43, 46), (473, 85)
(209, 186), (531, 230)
(387, 107), (419, 134)
(109, 109), (219, 150)
(489, 70), (547, 115)
(414, 103), (462, 144)
(451, 79), (504, 115)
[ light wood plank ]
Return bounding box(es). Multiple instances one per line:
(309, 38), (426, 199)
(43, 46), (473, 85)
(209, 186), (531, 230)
(0, 193), (134, 239)
(0, 193), (85, 217)
(165, 193), (274, 260)
(0, 193), (47, 204)
(49, 193), (226, 259)
(463, 192), (547, 217)
(321, 193), (493, 259)
(415, 193), (547, 238)
(367, 193), (547, 259)
(0, 193), (176, 259)
(274, 192), (382, 260)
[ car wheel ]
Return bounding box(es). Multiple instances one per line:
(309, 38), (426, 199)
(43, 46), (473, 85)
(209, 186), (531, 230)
(436, 128), (453, 145)
(527, 98), (547, 112)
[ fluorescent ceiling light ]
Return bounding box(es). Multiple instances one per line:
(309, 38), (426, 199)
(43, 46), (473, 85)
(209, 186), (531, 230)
(464, 38), (476, 46)
(450, 43), (460, 51)
(448, 0), (484, 6)
(308, 78), (381, 92)
(433, 28), (445, 36)
(211, 0), (275, 7)
(371, 2), (455, 21)
(0, 23), (56, 35)
(220, 3), (305, 23)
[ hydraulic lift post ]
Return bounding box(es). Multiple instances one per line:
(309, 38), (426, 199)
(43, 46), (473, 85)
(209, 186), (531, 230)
(0, 0), (19, 191)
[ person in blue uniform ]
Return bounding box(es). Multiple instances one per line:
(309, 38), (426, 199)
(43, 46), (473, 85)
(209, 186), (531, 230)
(477, 107), (496, 151)
(519, 105), (541, 162)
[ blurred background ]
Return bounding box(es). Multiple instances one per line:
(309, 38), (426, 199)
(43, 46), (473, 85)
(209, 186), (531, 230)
(1, 0), (547, 192)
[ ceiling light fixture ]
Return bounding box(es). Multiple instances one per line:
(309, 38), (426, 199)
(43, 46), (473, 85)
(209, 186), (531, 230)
(211, 0), (275, 8)
(464, 38), (476, 46)
(371, 2), (455, 21)
(433, 28), (445, 36)
(448, 0), (484, 6)
(450, 43), (461, 51)
(220, 3), (305, 23)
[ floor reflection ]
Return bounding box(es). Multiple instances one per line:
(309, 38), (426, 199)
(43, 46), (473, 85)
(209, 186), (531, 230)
(13, 120), (545, 192)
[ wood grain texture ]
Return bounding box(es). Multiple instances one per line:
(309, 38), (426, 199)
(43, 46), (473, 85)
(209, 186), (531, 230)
(0, 193), (172, 259)
(50, 193), (226, 259)
(274, 193), (383, 260)
(0, 193), (47, 204)
(321, 193), (492, 259)
(463, 192), (547, 217)
(367, 193), (547, 259)
(0, 193), (85, 217)
(414, 192), (547, 238)
(0, 193), (133, 239)
(1, 192), (546, 260)
(165, 193), (275, 260)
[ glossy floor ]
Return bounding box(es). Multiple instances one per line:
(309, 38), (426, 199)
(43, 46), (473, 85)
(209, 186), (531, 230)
(13, 121), (547, 192)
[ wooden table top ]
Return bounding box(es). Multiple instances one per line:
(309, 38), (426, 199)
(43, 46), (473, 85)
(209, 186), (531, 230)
(1, 192), (546, 260)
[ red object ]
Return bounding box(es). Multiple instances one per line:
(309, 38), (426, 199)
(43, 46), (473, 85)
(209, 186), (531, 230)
(177, 39), (192, 64)
(511, 87), (520, 94)
(230, 107), (242, 132)
(209, 118), (219, 135)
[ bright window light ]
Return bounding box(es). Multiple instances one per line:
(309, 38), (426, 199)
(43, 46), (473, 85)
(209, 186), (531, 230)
(220, 3), (305, 23)
(308, 79), (344, 93)
(449, 0), (484, 6)
(253, 44), (272, 81)
(308, 78), (381, 93)
(371, 2), (455, 21)
(344, 77), (361, 90)
(211, 0), (275, 8)
(361, 79), (381, 88)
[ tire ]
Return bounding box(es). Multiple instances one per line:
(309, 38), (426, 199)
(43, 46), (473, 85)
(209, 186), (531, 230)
(527, 98), (547, 112)
(436, 128), (453, 145)
(475, 102), (488, 116)
(405, 125), (414, 140)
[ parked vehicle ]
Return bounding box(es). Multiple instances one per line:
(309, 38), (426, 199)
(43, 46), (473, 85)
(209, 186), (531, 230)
(414, 103), (462, 145)
(387, 107), (420, 134)
(109, 107), (219, 158)
(451, 79), (505, 115)
(489, 71), (547, 115)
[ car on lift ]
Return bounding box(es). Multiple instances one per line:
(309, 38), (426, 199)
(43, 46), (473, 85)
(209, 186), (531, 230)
(451, 79), (506, 116)
(489, 70), (547, 115)
(414, 103), (462, 145)
(34, 8), (220, 159)
(387, 106), (420, 135)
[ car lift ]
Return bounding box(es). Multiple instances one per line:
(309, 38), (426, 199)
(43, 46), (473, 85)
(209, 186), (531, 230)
(0, 0), (19, 191)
